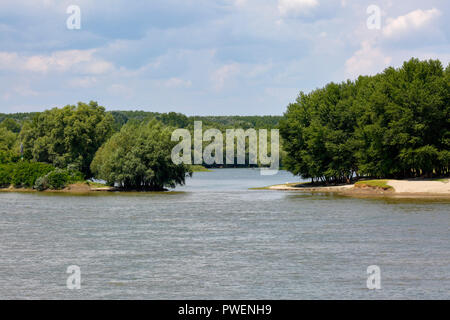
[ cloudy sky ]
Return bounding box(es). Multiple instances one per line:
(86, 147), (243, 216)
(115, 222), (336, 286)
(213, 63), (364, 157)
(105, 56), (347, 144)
(0, 0), (448, 115)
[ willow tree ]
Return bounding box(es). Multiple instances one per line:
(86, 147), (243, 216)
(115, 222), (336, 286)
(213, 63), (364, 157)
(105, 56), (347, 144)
(19, 101), (114, 177)
(91, 120), (192, 191)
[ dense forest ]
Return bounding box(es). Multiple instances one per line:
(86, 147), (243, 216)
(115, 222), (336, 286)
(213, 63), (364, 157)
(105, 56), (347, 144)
(0, 58), (448, 190)
(280, 58), (449, 183)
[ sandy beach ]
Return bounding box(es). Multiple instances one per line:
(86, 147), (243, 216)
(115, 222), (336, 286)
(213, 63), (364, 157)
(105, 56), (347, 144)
(268, 179), (450, 197)
(386, 179), (450, 194)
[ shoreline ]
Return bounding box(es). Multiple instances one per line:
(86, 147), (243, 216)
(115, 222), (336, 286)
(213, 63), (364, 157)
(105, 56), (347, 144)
(0, 183), (182, 194)
(2, 178), (449, 198)
(0, 183), (116, 194)
(265, 179), (450, 198)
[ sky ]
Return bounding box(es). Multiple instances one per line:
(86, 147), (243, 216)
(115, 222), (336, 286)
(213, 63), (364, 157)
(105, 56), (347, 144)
(0, 0), (448, 115)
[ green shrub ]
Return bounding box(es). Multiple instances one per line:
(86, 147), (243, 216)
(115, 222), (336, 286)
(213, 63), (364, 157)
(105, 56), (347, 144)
(0, 150), (12, 164)
(67, 167), (84, 182)
(45, 169), (71, 190)
(33, 168), (84, 191)
(10, 162), (55, 188)
(34, 176), (48, 191)
(0, 164), (13, 187)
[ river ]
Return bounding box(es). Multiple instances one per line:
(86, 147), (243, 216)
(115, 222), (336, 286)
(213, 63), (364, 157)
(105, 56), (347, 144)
(0, 169), (449, 299)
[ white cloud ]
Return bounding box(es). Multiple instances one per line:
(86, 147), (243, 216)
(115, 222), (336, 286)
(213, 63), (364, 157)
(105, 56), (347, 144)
(81, 60), (114, 75)
(0, 50), (113, 75)
(0, 52), (19, 70)
(1, 1), (450, 115)
(345, 41), (392, 78)
(278, 0), (319, 16)
(212, 63), (240, 90)
(383, 8), (441, 38)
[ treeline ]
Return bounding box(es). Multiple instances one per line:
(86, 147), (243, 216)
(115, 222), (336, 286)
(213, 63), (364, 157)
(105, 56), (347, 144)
(2, 110), (282, 132)
(280, 58), (449, 184)
(0, 102), (116, 189)
(0, 102), (193, 190)
(0, 112), (39, 124)
(1, 102), (281, 190)
(1, 108), (283, 172)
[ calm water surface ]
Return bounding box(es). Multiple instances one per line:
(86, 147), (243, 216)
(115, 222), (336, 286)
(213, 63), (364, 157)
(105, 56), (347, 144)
(0, 169), (449, 299)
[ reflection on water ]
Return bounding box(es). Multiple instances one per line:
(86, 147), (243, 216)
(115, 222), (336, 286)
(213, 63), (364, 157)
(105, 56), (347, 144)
(0, 169), (449, 299)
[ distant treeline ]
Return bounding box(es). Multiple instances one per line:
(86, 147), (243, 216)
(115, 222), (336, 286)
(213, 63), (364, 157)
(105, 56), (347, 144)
(1, 110), (282, 132)
(280, 58), (449, 183)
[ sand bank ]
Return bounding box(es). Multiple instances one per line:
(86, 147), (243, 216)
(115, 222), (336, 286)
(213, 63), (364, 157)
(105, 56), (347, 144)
(267, 179), (450, 198)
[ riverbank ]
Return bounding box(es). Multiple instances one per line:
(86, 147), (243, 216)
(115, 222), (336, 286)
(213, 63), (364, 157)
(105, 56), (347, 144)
(265, 178), (450, 198)
(0, 182), (116, 193)
(190, 165), (212, 172)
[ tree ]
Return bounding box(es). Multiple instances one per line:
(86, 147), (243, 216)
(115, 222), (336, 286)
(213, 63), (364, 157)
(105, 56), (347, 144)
(355, 58), (449, 177)
(280, 58), (449, 182)
(19, 101), (114, 177)
(91, 120), (192, 191)
(0, 127), (19, 164)
(280, 81), (360, 183)
(0, 118), (21, 133)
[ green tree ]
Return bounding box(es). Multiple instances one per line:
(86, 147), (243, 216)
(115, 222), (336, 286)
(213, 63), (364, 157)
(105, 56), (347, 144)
(355, 58), (449, 177)
(19, 101), (114, 177)
(91, 120), (192, 190)
(0, 118), (21, 133)
(0, 127), (19, 164)
(280, 58), (449, 182)
(280, 81), (360, 183)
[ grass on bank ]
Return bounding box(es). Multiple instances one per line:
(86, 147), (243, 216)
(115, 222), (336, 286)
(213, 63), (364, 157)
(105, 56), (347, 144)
(85, 181), (108, 188)
(190, 165), (212, 172)
(354, 180), (393, 190)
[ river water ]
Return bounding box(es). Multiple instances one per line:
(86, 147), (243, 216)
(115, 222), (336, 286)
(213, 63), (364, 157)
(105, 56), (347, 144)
(0, 169), (449, 299)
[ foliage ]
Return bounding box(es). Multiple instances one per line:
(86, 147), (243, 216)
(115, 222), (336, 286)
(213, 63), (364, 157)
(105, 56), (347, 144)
(0, 112), (38, 124)
(4, 108), (283, 170)
(19, 101), (114, 177)
(33, 176), (48, 191)
(0, 164), (13, 187)
(280, 58), (450, 183)
(34, 168), (84, 191)
(0, 161), (55, 188)
(91, 119), (192, 190)
(0, 118), (21, 133)
(0, 127), (19, 164)
(108, 111), (282, 131)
